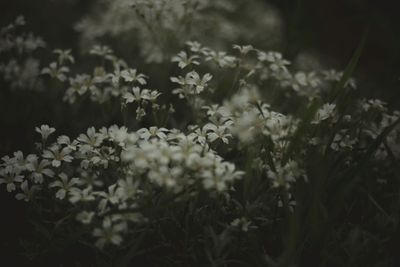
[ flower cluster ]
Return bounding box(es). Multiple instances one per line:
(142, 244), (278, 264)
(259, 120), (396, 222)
(0, 124), (243, 248)
(0, 16), (45, 90)
(76, 0), (283, 62)
(39, 44), (163, 120)
(2, 15), (400, 263)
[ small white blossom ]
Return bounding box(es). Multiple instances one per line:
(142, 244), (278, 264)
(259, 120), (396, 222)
(185, 41), (204, 53)
(0, 167), (24, 192)
(26, 155), (54, 183)
(322, 69), (342, 81)
(77, 127), (104, 148)
(172, 51), (200, 69)
(120, 69), (147, 84)
(96, 184), (120, 212)
(49, 173), (80, 200)
(330, 131), (357, 151)
(123, 87), (160, 104)
(203, 123), (232, 144)
(171, 71), (212, 97)
(76, 211), (95, 224)
(53, 49), (74, 64)
(312, 103), (336, 124)
(35, 124), (56, 140)
(93, 217), (125, 248)
(89, 45), (114, 61)
(41, 62), (69, 82)
(201, 162), (243, 191)
(69, 186), (95, 203)
(258, 51), (290, 71)
(233, 45), (254, 55)
(292, 72), (321, 95)
(267, 161), (305, 189)
(148, 165), (182, 190)
(138, 127), (169, 140)
(230, 217), (253, 232)
(15, 180), (38, 202)
(205, 50), (236, 68)
(42, 145), (73, 167)
(57, 135), (79, 150)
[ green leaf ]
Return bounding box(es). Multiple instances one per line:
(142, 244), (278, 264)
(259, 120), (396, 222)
(329, 29), (369, 103)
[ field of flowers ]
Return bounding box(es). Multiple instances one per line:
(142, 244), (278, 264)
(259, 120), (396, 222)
(1, 1), (399, 266)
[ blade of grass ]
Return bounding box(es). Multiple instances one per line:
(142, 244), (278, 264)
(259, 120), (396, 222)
(329, 28), (369, 103)
(324, 29), (369, 155)
(366, 192), (391, 219)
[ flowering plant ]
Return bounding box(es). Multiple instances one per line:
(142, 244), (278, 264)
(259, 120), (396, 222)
(1, 5), (399, 266)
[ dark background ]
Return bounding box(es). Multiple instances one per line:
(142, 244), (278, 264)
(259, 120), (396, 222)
(0, 0), (399, 265)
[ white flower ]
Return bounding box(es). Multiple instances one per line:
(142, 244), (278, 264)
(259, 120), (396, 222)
(41, 62), (69, 82)
(171, 71), (212, 97)
(322, 69), (356, 89)
(123, 87), (161, 105)
(78, 127), (104, 148)
(42, 145), (73, 167)
(65, 74), (97, 102)
(190, 71), (210, 87)
(205, 50), (236, 68)
(362, 99), (387, 112)
(69, 186), (95, 203)
(230, 217), (252, 232)
(201, 162), (243, 191)
(121, 146), (150, 168)
(26, 155), (54, 183)
(93, 217), (125, 248)
(258, 51), (290, 71)
(263, 111), (293, 142)
(120, 69), (147, 84)
(15, 180), (38, 202)
(267, 161), (305, 189)
(49, 173), (80, 200)
(57, 135), (79, 150)
(148, 165), (182, 189)
(203, 123), (232, 144)
(15, 15), (26, 26)
(116, 177), (140, 200)
(312, 103), (336, 124)
(12, 151), (29, 171)
(188, 126), (208, 146)
(233, 44), (254, 55)
(1, 155), (14, 167)
(89, 45), (114, 60)
(330, 131), (357, 151)
(185, 41), (204, 53)
(322, 69), (342, 81)
(202, 104), (231, 118)
(292, 71), (321, 96)
(53, 49), (74, 64)
(171, 51), (200, 69)
(96, 184), (120, 212)
(0, 167), (24, 192)
(35, 124), (56, 140)
(76, 211), (95, 224)
(108, 68), (123, 85)
(231, 110), (263, 143)
(108, 125), (132, 146)
(138, 127), (169, 140)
